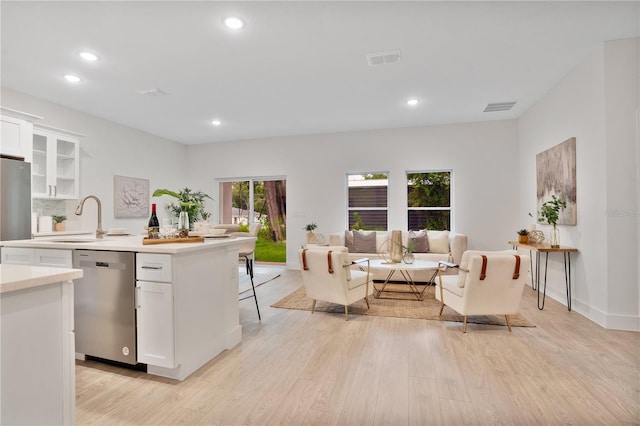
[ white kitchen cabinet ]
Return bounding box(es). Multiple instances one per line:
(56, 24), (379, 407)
(1, 247), (72, 268)
(136, 253), (175, 368)
(32, 125), (82, 199)
(1, 265), (78, 426)
(136, 280), (175, 368)
(0, 107), (41, 162)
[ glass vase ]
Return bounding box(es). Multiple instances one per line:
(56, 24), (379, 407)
(550, 226), (560, 248)
(403, 252), (415, 264)
(178, 211), (190, 238)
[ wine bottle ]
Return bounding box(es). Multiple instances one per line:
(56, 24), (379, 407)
(148, 203), (160, 239)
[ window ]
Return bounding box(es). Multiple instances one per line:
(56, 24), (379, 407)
(407, 171), (451, 230)
(347, 173), (388, 230)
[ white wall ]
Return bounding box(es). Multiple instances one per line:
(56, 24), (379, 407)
(1, 88), (189, 233)
(186, 120), (520, 270)
(517, 38), (639, 331)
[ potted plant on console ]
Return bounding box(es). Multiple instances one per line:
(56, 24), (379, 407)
(52, 215), (67, 232)
(517, 229), (529, 244)
(539, 195), (567, 248)
(304, 222), (318, 244)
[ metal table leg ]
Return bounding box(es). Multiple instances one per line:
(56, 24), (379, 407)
(564, 252), (572, 311)
(538, 252), (549, 310)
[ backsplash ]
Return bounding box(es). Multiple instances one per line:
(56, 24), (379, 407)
(33, 199), (67, 217)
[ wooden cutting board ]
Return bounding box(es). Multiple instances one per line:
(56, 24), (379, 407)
(142, 236), (204, 245)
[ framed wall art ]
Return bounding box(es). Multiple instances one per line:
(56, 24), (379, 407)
(114, 175), (149, 218)
(536, 137), (577, 225)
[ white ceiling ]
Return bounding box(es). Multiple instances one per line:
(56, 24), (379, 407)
(1, 1), (638, 145)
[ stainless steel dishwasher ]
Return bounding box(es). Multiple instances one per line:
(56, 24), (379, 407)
(73, 250), (137, 365)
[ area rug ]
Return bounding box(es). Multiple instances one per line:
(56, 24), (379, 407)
(271, 284), (534, 327)
(239, 266), (283, 295)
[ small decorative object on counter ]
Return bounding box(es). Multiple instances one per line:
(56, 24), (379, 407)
(517, 229), (529, 244)
(52, 215), (67, 232)
(178, 210), (189, 238)
(148, 203), (160, 239)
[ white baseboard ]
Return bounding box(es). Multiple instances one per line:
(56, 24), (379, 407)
(524, 283), (639, 331)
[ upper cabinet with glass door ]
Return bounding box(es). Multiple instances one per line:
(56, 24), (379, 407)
(32, 125), (82, 199)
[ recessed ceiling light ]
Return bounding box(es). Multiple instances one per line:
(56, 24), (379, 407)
(407, 98), (420, 106)
(79, 51), (99, 61)
(211, 120), (222, 126)
(64, 74), (81, 83)
(223, 17), (244, 30)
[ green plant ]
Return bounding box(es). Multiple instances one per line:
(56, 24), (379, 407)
(517, 229), (529, 236)
(152, 187), (213, 228)
(539, 195), (567, 227)
(201, 210), (211, 221)
(52, 215), (67, 224)
(304, 222), (317, 232)
(402, 240), (417, 254)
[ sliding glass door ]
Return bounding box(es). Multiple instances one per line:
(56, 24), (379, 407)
(218, 177), (286, 263)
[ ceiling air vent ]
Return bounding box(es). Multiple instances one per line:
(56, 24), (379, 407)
(366, 49), (401, 66)
(484, 101), (517, 112)
(136, 88), (168, 97)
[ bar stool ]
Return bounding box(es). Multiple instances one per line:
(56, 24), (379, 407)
(237, 240), (261, 320)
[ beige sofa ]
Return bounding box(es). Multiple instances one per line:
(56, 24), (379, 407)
(328, 230), (467, 282)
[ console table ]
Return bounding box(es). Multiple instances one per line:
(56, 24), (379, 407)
(509, 241), (578, 311)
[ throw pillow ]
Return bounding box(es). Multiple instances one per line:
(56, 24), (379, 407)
(344, 230), (354, 252)
(427, 230), (450, 254)
(408, 230), (429, 253)
(352, 230), (377, 253)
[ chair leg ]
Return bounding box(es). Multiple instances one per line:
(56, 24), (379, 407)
(344, 305), (348, 321)
(463, 316), (468, 333)
(439, 302), (445, 316)
(364, 295), (370, 309)
(505, 314), (512, 332)
(242, 254), (260, 321)
(311, 299), (316, 314)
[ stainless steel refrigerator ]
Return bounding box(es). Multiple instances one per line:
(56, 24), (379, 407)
(0, 156), (32, 241)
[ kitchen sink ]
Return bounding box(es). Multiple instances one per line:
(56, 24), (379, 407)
(46, 238), (101, 243)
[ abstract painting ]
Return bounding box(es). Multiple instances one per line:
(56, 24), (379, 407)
(114, 175), (149, 218)
(536, 137), (577, 225)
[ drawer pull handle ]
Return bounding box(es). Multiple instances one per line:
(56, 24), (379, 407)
(141, 265), (163, 270)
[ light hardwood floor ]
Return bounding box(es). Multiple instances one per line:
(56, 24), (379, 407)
(76, 268), (639, 425)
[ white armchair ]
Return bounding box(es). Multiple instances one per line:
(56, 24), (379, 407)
(298, 246), (373, 321)
(436, 251), (530, 333)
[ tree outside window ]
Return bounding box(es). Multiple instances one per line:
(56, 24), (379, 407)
(407, 171), (451, 230)
(347, 173), (388, 230)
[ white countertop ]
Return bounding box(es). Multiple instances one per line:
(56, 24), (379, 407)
(33, 230), (93, 238)
(1, 234), (256, 254)
(0, 264), (83, 294)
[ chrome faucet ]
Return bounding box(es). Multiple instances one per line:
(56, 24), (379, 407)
(75, 195), (107, 239)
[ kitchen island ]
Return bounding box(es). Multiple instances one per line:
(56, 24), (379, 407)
(1, 264), (82, 426)
(1, 234), (255, 381)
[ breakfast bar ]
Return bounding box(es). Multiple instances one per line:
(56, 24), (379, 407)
(1, 235), (255, 381)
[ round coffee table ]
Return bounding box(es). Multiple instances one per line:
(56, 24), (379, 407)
(367, 259), (439, 301)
